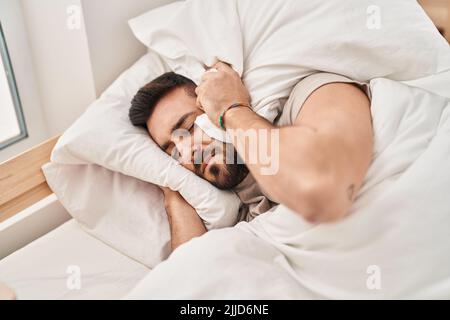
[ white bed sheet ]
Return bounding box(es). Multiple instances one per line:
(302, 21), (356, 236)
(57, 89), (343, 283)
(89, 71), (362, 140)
(0, 219), (150, 300)
(403, 69), (450, 98)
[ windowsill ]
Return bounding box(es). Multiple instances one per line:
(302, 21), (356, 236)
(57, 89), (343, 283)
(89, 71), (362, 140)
(0, 133), (28, 151)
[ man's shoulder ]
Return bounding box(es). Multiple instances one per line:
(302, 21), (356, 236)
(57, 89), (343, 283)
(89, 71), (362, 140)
(276, 72), (370, 127)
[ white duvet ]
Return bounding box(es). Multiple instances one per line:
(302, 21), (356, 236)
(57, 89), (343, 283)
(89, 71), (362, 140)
(126, 76), (450, 299)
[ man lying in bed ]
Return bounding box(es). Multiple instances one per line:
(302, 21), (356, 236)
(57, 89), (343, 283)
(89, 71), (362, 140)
(129, 62), (373, 251)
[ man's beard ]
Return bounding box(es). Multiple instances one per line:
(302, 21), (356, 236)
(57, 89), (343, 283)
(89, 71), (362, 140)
(193, 144), (249, 190)
(211, 162), (249, 190)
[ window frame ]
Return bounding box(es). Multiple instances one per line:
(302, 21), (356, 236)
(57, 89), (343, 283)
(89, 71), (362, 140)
(0, 21), (27, 150)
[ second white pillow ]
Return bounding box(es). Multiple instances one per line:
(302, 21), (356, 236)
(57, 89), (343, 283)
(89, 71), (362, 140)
(51, 51), (241, 231)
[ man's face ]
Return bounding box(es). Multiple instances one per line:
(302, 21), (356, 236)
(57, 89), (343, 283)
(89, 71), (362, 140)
(146, 87), (248, 189)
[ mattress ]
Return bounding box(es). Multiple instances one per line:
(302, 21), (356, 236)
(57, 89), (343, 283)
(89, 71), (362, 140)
(0, 219), (150, 299)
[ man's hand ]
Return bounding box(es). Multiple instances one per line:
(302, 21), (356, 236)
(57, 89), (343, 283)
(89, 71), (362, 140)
(195, 62), (251, 125)
(159, 187), (206, 251)
(159, 186), (178, 208)
(0, 282), (16, 300)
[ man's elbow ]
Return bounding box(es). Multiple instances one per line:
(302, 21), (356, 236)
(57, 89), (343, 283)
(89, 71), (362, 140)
(288, 175), (349, 224)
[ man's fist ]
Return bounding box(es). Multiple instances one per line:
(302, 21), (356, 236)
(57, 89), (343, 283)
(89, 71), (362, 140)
(195, 62), (250, 126)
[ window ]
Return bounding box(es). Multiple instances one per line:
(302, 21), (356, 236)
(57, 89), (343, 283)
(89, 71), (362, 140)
(0, 22), (27, 150)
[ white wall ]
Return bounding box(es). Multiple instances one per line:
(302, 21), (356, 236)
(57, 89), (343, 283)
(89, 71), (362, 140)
(19, 0), (178, 136)
(81, 0), (177, 95)
(1, 0), (178, 162)
(20, 0), (97, 137)
(0, 0), (49, 163)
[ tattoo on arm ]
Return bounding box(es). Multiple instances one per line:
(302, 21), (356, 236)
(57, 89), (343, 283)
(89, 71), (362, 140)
(347, 184), (355, 201)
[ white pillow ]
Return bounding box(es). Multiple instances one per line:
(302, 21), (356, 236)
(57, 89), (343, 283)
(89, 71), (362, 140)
(129, 0), (450, 121)
(51, 51), (241, 230)
(42, 162), (170, 268)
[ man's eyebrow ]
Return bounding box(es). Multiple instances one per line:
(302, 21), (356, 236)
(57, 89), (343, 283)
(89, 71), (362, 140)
(171, 111), (196, 133)
(162, 111), (197, 151)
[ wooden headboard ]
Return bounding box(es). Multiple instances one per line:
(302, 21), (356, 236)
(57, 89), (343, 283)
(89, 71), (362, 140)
(0, 137), (59, 223)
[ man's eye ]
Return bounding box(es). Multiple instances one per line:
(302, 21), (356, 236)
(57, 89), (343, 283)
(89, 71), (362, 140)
(165, 144), (175, 155)
(170, 146), (181, 161)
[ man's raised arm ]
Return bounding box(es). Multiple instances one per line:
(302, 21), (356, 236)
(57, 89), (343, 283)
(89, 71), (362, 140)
(196, 62), (373, 223)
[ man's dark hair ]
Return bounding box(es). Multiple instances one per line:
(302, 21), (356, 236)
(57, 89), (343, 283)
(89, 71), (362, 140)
(129, 72), (196, 129)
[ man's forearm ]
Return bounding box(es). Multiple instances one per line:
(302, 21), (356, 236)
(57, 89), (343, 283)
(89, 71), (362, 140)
(224, 106), (296, 203)
(163, 191), (207, 251)
(224, 107), (353, 222)
(196, 62), (372, 223)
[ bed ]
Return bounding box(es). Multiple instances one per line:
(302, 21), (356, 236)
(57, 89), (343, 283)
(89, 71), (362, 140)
(0, 218), (149, 299)
(0, 68), (448, 299)
(0, 137), (153, 300)
(0, 136), (151, 299)
(1, 0), (449, 300)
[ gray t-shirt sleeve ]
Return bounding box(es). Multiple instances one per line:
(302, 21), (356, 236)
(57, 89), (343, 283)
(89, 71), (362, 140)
(276, 72), (371, 127)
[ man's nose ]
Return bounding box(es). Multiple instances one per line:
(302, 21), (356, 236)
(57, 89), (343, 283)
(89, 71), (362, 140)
(193, 123), (213, 145)
(172, 135), (193, 164)
(172, 125), (212, 164)
(172, 137), (200, 165)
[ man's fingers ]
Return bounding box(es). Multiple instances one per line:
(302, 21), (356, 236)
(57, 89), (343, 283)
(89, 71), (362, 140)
(194, 86), (202, 108)
(196, 95), (204, 110)
(213, 61), (237, 75)
(195, 85), (205, 98)
(204, 67), (218, 74)
(201, 69), (219, 84)
(213, 61), (231, 70)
